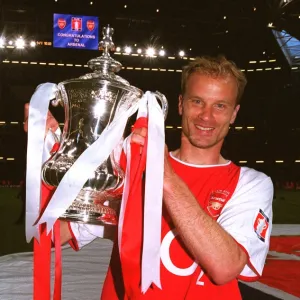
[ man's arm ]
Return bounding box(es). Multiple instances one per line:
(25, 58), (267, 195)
(60, 221), (73, 245)
(162, 150), (247, 285)
(130, 129), (248, 284)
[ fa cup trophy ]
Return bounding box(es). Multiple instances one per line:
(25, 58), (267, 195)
(35, 25), (168, 226)
(26, 26), (168, 298)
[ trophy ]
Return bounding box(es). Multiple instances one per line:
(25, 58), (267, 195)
(40, 25), (168, 226)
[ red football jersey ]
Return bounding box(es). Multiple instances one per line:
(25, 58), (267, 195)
(69, 153), (273, 300)
(102, 155), (246, 299)
(41, 97), (273, 300)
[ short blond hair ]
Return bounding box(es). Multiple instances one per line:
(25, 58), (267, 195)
(181, 55), (247, 104)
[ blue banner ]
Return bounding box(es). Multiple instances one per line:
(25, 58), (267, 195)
(53, 13), (99, 50)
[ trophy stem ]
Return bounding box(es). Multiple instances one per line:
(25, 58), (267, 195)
(87, 24), (121, 73)
(59, 193), (118, 226)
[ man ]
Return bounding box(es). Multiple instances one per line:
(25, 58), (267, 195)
(25, 55), (273, 299)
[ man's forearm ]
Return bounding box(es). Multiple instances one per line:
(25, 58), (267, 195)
(60, 220), (72, 245)
(163, 174), (247, 285)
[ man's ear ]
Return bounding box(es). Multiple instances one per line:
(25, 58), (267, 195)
(230, 104), (240, 124)
(178, 95), (183, 116)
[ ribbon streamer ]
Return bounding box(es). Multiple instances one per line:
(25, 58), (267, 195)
(142, 93), (165, 292)
(26, 83), (59, 242)
(117, 92), (165, 293)
(118, 94), (148, 252)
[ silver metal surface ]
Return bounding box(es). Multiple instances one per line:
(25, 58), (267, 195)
(41, 25), (168, 226)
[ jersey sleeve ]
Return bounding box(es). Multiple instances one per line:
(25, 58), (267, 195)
(68, 222), (105, 250)
(217, 167), (273, 281)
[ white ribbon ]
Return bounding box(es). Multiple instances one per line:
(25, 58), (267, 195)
(141, 93), (165, 292)
(117, 92), (165, 293)
(117, 136), (131, 252)
(26, 83), (59, 243)
(118, 94), (148, 253)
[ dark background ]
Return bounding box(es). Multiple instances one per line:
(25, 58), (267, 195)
(1, 0), (300, 186)
(1, 1), (300, 299)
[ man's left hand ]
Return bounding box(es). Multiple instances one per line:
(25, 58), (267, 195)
(131, 127), (176, 186)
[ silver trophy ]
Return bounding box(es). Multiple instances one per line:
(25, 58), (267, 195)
(41, 25), (168, 226)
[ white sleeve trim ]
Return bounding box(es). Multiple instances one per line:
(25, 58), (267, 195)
(70, 223), (105, 250)
(217, 167), (273, 279)
(69, 199), (119, 250)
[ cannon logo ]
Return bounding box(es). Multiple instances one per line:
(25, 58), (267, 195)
(58, 18), (66, 29)
(207, 190), (229, 218)
(254, 209), (269, 242)
(87, 20), (95, 31)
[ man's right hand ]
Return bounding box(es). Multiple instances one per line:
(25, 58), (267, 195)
(23, 103), (59, 136)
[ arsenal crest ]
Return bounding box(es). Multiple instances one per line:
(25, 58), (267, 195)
(87, 20), (95, 31)
(207, 190), (229, 218)
(254, 209), (269, 242)
(71, 17), (82, 31)
(58, 18), (66, 30)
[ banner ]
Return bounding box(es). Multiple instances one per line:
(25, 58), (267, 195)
(53, 13), (99, 50)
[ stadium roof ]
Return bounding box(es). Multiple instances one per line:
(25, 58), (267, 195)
(0, 0), (299, 66)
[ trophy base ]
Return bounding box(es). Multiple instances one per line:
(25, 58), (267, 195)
(57, 188), (121, 226)
(59, 201), (118, 226)
(59, 210), (118, 226)
(59, 209), (118, 226)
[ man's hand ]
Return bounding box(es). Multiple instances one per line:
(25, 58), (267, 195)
(24, 103), (59, 136)
(131, 127), (174, 185)
(131, 127), (147, 146)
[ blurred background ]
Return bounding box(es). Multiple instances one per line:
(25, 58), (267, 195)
(0, 0), (300, 298)
(1, 0), (300, 187)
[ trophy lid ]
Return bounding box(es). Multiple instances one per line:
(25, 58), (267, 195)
(59, 25), (142, 97)
(87, 25), (122, 74)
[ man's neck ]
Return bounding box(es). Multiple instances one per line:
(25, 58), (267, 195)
(172, 142), (227, 166)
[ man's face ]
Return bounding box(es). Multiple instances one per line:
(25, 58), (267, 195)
(178, 73), (240, 150)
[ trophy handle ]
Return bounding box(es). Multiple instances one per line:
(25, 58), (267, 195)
(154, 91), (168, 120)
(51, 89), (64, 107)
(49, 88), (65, 147)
